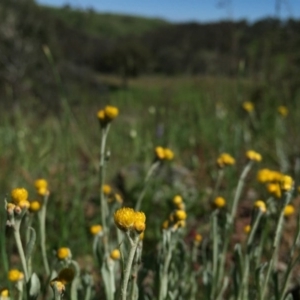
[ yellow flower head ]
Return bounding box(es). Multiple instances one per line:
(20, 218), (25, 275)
(257, 169), (272, 183)
(284, 205), (295, 217)
(114, 207), (146, 232)
(164, 148), (174, 160)
(281, 175), (293, 191)
(217, 153), (236, 168)
(57, 247), (71, 260)
(29, 201), (41, 213)
(35, 179), (49, 196)
(104, 105), (119, 120)
(155, 146), (165, 160)
(194, 233), (202, 243)
(254, 200), (267, 213)
(90, 224), (102, 235)
(244, 225), (251, 234)
(174, 209), (187, 221)
(278, 105), (288, 117)
(266, 183), (281, 198)
(172, 195), (183, 205)
(18, 200), (30, 210)
(8, 269), (24, 282)
(0, 288), (9, 298)
(110, 249), (121, 260)
(50, 280), (65, 294)
(213, 197), (226, 208)
(102, 184), (112, 196)
(11, 188), (28, 204)
(242, 101), (254, 113)
(246, 150), (262, 162)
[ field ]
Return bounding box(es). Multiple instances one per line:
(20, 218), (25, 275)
(1, 70), (300, 299)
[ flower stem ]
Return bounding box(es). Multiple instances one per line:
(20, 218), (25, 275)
(121, 234), (140, 300)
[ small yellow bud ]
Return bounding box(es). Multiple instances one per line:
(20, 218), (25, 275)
(172, 195), (183, 205)
(18, 200), (30, 209)
(266, 183), (281, 198)
(134, 220), (146, 233)
(110, 249), (121, 260)
(242, 101), (254, 112)
(164, 148), (174, 160)
(194, 234), (202, 243)
(246, 150), (262, 162)
(57, 247), (71, 260)
(284, 205), (295, 217)
(281, 175), (293, 191)
(155, 146), (165, 160)
(254, 200), (267, 213)
(162, 220), (169, 229)
(0, 289), (9, 297)
(104, 105), (119, 120)
(102, 184), (112, 195)
(213, 197), (226, 208)
(278, 105), (288, 117)
(174, 209), (187, 221)
(90, 224), (102, 235)
(217, 153), (235, 168)
(29, 201), (41, 212)
(115, 193), (123, 204)
(244, 225), (251, 234)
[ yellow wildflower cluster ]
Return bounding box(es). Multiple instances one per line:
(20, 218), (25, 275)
(114, 207), (146, 233)
(246, 150), (262, 162)
(97, 105), (119, 127)
(34, 179), (49, 196)
(155, 146), (174, 161)
(8, 269), (24, 282)
(277, 105), (288, 117)
(8, 188), (30, 214)
(162, 208), (187, 230)
(242, 101), (254, 113)
(216, 153), (235, 168)
(257, 169), (294, 197)
(213, 196), (226, 209)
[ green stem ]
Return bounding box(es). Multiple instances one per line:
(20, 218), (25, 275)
(13, 226), (29, 282)
(99, 125), (110, 256)
(39, 194), (50, 276)
(135, 161), (160, 211)
(121, 234), (140, 300)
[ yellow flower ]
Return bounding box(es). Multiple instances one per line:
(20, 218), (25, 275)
(35, 179), (49, 196)
(97, 109), (105, 120)
(242, 101), (254, 112)
(18, 200), (30, 209)
(90, 225), (102, 235)
(114, 207), (146, 232)
(102, 184), (112, 195)
(254, 200), (267, 213)
(217, 153), (235, 168)
(110, 249), (121, 260)
(266, 183), (281, 198)
(11, 188), (28, 204)
(246, 150), (262, 162)
(104, 105), (119, 120)
(281, 175), (293, 191)
(164, 148), (174, 160)
(29, 201), (41, 212)
(162, 220), (169, 229)
(172, 195), (183, 205)
(284, 205), (295, 217)
(0, 288), (9, 298)
(213, 197), (226, 208)
(278, 105), (288, 117)
(257, 169), (272, 183)
(194, 234), (202, 243)
(57, 247), (71, 260)
(174, 209), (187, 221)
(244, 225), (251, 234)
(155, 146), (165, 160)
(50, 280), (65, 294)
(8, 269), (24, 282)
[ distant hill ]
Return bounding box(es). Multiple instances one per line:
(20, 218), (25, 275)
(41, 5), (169, 38)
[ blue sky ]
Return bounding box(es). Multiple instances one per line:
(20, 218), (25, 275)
(36, 0), (300, 22)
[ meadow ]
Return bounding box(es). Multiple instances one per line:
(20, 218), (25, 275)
(1, 71), (300, 300)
